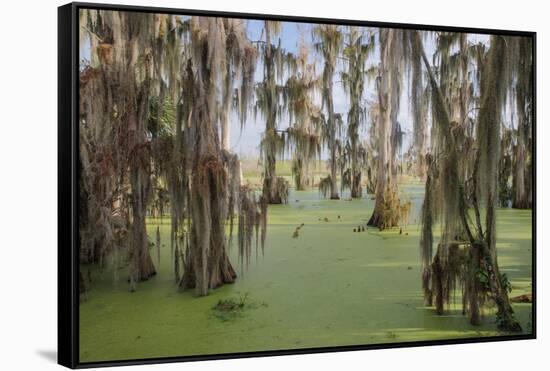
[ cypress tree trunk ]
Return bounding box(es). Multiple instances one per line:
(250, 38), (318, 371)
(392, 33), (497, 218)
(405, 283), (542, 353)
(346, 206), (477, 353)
(327, 68), (340, 200)
(221, 111), (231, 151)
(221, 72), (232, 151)
(349, 90), (362, 199)
(345, 28), (367, 199)
(127, 95), (156, 285)
(368, 100), (392, 227)
(513, 132), (528, 209)
(128, 155), (156, 286)
(512, 37), (532, 209)
(420, 154), (435, 305)
(156, 225), (161, 267)
(293, 158), (309, 191)
(124, 16), (157, 287)
(179, 18), (239, 296)
(474, 35), (521, 331)
(262, 136), (282, 204)
(368, 29), (400, 228)
(182, 168), (237, 295)
(411, 34), (427, 179)
(417, 31), (521, 330)
(314, 25), (342, 200)
(351, 170), (362, 198)
(261, 22), (285, 205)
(466, 243), (482, 326)
(513, 66), (529, 208)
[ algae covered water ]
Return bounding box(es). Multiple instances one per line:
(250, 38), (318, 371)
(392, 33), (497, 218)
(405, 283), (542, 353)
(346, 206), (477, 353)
(79, 186), (533, 362)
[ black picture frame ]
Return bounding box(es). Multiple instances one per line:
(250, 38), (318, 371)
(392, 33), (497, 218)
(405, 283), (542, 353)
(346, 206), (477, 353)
(58, 2), (537, 368)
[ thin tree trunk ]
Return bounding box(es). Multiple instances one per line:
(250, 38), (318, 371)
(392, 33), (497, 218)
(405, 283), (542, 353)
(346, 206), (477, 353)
(513, 69), (529, 209)
(411, 34), (427, 179)
(350, 101), (362, 198)
(261, 23), (284, 204)
(467, 244), (481, 325)
(351, 169), (362, 198)
(327, 78), (340, 200)
(156, 225), (161, 267)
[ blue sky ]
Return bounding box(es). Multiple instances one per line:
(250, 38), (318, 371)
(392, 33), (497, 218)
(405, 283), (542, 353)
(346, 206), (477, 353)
(231, 20), (403, 158)
(229, 21), (490, 159)
(80, 13), (490, 159)
(231, 20), (374, 158)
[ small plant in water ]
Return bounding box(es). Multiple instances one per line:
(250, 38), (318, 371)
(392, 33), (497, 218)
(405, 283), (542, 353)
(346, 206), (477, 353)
(386, 331), (398, 339)
(211, 292), (255, 321)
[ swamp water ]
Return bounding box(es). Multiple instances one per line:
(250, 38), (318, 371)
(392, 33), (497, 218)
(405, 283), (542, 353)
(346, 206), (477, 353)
(80, 184), (533, 362)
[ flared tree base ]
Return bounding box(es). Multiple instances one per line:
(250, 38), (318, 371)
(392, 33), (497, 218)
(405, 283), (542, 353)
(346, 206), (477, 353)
(136, 251), (157, 282)
(180, 252), (237, 296)
(264, 176), (289, 205)
(367, 211), (399, 230)
(128, 249), (156, 292)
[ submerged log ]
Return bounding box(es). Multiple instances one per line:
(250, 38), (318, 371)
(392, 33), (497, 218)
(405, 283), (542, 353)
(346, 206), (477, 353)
(510, 293), (532, 303)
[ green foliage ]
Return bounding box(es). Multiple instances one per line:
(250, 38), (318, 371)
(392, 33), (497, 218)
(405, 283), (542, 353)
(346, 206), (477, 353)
(477, 268), (491, 291)
(495, 309), (518, 331)
(500, 273), (513, 294)
(148, 96), (176, 138)
(211, 292), (257, 322)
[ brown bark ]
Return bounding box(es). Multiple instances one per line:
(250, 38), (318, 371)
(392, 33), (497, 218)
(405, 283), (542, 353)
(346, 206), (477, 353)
(467, 244), (481, 326)
(263, 156), (281, 204)
(512, 94), (529, 209)
(417, 32), (521, 331)
(126, 82), (156, 288)
(351, 171), (362, 199)
(261, 23), (286, 205)
(128, 158), (156, 287)
(327, 79), (340, 200)
(476, 36), (521, 331)
(432, 254), (444, 315)
(181, 168), (237, 295)
(512, 38), (532, 209)
(368, 29), (401, 228)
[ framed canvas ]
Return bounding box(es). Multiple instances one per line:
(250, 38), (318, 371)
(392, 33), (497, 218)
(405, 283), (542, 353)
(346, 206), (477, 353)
(58, 2), (536, 368)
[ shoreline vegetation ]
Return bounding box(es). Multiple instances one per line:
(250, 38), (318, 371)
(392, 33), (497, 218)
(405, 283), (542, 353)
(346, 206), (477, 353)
(78, 9), (533, 363)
